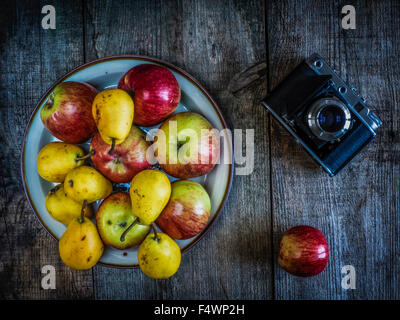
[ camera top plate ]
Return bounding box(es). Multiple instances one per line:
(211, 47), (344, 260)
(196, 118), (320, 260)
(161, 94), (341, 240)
(305, 54), (382, 133)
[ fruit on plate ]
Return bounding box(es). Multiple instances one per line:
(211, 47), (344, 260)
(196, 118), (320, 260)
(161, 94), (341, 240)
(64, 166), (112, 205)
(156, 180), (211, 239)
(45, 184), (93, 225)
(90, 125), (152, 183)
(92, 88), (134, 154)
(278, 225), (329, 277)
(40, 81), (97, 143)
(138, 226), (181, 279)
(37, 142), (87, 182)
(120, 169), (171, 241)
(129, 169), (171, 225)
(156, 112), (219, 179)
(96, 192), (150, 249)
(118, 64), (181, 126)
(59, 214), (104, 270)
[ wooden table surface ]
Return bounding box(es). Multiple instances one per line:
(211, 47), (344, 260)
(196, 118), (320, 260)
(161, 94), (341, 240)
(0, 0), (399, 300)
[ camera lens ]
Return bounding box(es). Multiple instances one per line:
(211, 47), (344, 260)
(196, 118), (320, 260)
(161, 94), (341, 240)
(317, 106), (346, 133)
(307, 97), (352, 141)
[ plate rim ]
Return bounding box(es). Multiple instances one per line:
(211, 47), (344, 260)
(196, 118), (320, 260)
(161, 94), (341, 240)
(20, 54), (234, 269)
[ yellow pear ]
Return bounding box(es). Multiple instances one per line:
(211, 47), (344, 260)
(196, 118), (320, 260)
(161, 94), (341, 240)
(45, 184), (93, 225)
(138, 230), (181, 279)
(129, 169), (171, 225)
(37, 142), (86, 182)
(92, 88), (134, 152)
(64, 166), (112, 204)
(59, 217), (104, 270)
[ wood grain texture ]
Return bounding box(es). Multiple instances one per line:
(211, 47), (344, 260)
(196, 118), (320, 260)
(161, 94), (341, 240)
(267, 0), (400, 299)
(85, 0), (271, 300)
(0, 0), (94, 299)
(0, 0), (398, 300)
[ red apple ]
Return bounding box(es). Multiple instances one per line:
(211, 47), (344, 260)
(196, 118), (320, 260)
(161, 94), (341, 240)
(278, 225), (329, 277)
(40, 81), (97, 143)
(156, 180), (211, 240)
(118, 64), (181, 126)
(156, 112), (220, 179)
(90, 125), (152, 183)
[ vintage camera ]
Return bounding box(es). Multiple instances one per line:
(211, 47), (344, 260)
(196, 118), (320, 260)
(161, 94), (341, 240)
(261, 53), (382, 176)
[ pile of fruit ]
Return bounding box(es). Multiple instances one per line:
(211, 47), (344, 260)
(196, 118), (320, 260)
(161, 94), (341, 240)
(37, 64), (220, 278)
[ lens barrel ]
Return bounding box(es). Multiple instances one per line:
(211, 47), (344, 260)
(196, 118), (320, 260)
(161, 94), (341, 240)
(307, 97), (352, 141)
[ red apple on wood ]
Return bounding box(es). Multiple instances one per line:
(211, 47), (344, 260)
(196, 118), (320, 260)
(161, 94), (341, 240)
(156, 180), (211, 240)
(40, 81), (97, 143)
(90, 125), (152, 183)
(278, 225), (329, 277)
(156, 112), (220, 179)
(118, 64), (181, 126)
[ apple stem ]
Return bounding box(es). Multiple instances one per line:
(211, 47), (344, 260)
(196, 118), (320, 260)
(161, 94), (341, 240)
(75, 150), (95, 161)
(79, 200), (88, 223)
(108, 138), (116, 155)
(152, 223), (160, 242)
(120, 217), (139, 242)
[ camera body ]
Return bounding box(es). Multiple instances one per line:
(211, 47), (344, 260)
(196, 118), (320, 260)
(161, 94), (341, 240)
(262, 53), (382, 176)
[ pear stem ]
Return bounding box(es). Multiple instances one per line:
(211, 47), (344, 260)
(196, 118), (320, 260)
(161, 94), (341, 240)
(120, 217), (139, 242)
(152, 223), (160, 242)
(75, 150), (95, 161)
(108, 138), (116, 155)
(79, 200), (88, 223)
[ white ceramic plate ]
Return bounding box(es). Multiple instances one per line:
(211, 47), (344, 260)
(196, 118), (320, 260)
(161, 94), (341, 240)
(21, 55), (233, 268)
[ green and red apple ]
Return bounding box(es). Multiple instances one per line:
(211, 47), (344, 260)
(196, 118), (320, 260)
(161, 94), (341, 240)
(156, 180), (211, 240)
(96, 192), (150, 249)
(90, 125), (152, 183)
(156, 112), (220, 179)
(40, 81), (98, 143)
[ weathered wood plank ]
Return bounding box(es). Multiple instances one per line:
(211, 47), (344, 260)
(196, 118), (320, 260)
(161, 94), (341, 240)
(0, 0), (94, 299)
(2, 0), (398, 300)
(85, 0), (272, 299)
(267, 0), (400, 299)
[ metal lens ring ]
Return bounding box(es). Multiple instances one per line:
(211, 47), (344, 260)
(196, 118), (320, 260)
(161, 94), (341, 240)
(307, 98), (352, 141)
